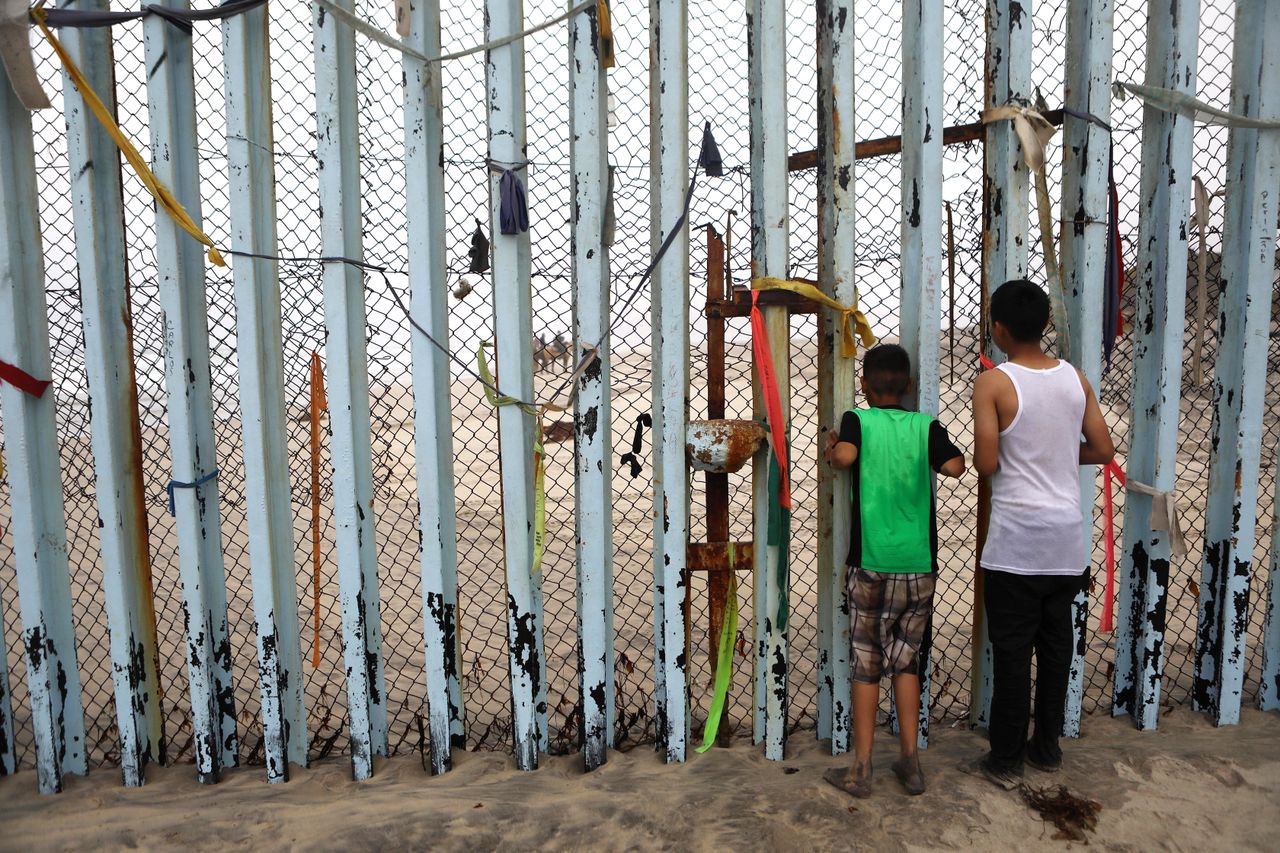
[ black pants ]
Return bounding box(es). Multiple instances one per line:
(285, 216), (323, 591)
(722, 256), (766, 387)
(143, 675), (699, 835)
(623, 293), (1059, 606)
(983, 569), (1086, 771)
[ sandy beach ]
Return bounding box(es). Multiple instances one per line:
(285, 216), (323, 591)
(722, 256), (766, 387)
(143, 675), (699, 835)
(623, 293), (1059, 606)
(1, 707), (1277, 851)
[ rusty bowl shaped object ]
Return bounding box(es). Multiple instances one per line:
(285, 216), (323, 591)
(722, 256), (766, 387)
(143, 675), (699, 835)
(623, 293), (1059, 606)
(686, 419), (767, 474)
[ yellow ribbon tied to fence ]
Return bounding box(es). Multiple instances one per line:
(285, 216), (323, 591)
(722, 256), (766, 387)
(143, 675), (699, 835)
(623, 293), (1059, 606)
(981, 102), (1072, 360)
(31, 8), (227, 268)
(751, 277), (877, 358)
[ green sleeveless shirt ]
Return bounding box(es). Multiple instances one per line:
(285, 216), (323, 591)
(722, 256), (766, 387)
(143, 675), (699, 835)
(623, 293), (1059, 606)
(853, 408), (934, 573)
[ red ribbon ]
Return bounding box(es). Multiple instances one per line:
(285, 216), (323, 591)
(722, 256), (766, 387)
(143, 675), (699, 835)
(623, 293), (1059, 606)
(0, 360), (52, 398)
(750, 291), (791, 510)
(1099, 459), (1126, 633)
(979, 353), (996, 371)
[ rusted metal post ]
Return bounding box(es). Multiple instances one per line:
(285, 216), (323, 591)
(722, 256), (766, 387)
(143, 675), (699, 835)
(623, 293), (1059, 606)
(895, 0), (944, 748)
(1113, 0), (1199, 731)
(0, 63), (88, 794)
(815, 0), (855, 756)
(487, 0), (547, 770)
(702, 225), (732, 747)
(58, 0), (164, 786)
(569, 0), (614, 770)
(404, 0), (466, 775)
(142, 0), (239, 783)
(972, 0), (1031, 730)
(314, 0), (388, 780)
(1192, 0), (1280, 728)
(224, 3), (308, 781)
(651, 0), (690, 764)
(749, 0), (790, 762)
(1059, 0), (1113, 738)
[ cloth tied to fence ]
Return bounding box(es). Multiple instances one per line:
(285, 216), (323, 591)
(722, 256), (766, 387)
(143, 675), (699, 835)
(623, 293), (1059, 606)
(750, 277), (876, 360)
(31, 8), (227, 268)
(1, 0), (50, 108)
(166, 468), (218, 516)
(981, 102), (1072, 360)
(477, 341), (598, 576)
(0, 359), (53, 397)
(1100, 460), (1125, 632)
(1124, 475), (1187, 557)
(749, 289), (791, 510)
(695, 567), (738, 753)
(489, 162), (530, 235)
(1115, 80), (1280, 129)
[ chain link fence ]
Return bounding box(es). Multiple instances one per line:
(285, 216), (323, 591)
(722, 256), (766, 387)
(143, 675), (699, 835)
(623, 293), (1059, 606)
(0, 0), (1275, 771)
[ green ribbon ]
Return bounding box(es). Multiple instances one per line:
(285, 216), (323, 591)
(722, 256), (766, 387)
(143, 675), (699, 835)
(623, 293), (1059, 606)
(695, 571), (738, 753)
(767, 435), (791, 632)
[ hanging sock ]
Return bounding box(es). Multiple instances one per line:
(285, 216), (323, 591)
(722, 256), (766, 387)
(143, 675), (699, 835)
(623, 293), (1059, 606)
(595, 0), (615, 68)
(0, 360), (52, 397)
(497, 168), (530, 235)
(619, 413), (652, 478)
(1102, 144), (1124, 371)
(698, 121), (723, 178)
(468, 217), (491, 273)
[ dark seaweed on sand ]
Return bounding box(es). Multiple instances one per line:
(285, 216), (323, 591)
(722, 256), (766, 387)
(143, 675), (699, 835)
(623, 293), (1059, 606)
(1018, 784), (1103, 843)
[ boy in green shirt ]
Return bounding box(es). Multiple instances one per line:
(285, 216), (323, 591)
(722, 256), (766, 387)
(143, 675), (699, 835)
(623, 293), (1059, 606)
(823, 344), (966, 797)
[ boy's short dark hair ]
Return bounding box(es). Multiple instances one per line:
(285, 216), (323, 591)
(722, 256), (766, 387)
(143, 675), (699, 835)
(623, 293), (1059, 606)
(862, 344), (911, 397)
(990, 279), (1050, 342)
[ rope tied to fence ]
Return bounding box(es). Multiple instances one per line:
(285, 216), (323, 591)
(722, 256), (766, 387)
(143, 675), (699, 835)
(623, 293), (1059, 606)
(981, 100), (1071, 361)
(750, 277), (876, 359)
(166, 468), (218, 517)
(31, 6), (228, 268)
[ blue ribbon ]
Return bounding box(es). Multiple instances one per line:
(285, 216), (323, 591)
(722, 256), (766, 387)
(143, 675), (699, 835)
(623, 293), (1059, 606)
(167, 468), (219, 516)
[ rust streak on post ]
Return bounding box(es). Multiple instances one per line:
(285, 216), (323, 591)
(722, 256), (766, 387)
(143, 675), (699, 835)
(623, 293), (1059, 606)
(689, 542), (754, 573)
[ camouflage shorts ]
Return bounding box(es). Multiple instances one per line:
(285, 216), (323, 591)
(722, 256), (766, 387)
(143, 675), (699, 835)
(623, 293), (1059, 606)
(846, 567), (935, 684)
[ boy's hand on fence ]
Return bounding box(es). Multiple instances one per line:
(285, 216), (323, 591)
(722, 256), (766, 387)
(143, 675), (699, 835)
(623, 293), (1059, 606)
(823, 429), (838, 463)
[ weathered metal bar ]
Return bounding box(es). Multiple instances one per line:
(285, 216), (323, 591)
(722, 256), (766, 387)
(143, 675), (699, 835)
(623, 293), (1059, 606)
(815, 0), (855, 756)
(892, 0), (944, 749)
(487, 0), (546, 770)
(650, 0), (690, 764)
(569, 0), (614, 771)
(971, 0), (1032, 730)
(141, 0), (239, 783)
(1192, 0), (1280, 728)
(749, 0), (790, 762)
(702, 226), (734, 749)
(1059, 0), (1112, 738)
(313, 0), (388, 780)
(223, 4), (308, 781)
(0, 64), (88, 794)
(404, 0), (465, 776)
(1112, 0), (1199, 731)
(58, 0), (164, 786)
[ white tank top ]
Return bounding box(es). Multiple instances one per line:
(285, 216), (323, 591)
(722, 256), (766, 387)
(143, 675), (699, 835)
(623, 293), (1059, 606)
(981, 360), (1087, 576)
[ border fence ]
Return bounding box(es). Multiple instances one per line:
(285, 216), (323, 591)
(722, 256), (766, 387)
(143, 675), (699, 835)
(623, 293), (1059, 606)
(0, 0), (1277, 788)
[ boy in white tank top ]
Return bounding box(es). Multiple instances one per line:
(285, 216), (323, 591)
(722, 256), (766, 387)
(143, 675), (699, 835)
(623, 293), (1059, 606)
(970, 279), (1115, 789)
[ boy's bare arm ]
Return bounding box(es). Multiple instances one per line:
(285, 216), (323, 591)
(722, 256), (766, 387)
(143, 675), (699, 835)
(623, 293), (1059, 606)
(1078, 371), (1115, 465)
(824, 429), (858, 469)
(972, 371), (1001, 476)
(938, 453), (966, 479)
